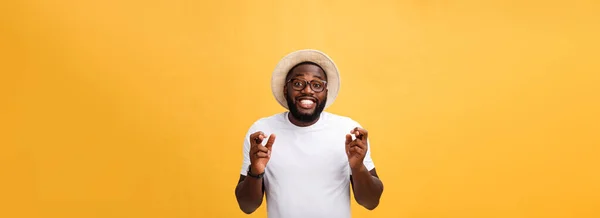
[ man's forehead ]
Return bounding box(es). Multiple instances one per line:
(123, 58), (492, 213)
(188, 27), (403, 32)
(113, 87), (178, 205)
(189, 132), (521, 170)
(287, 63), (326, 79)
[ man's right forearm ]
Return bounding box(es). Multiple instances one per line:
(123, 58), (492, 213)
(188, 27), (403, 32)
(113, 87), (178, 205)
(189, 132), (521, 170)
(235, 176), (264, 214)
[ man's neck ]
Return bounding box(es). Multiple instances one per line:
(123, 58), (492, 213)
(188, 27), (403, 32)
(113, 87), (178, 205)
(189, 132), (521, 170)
(288, 112), (320, 127)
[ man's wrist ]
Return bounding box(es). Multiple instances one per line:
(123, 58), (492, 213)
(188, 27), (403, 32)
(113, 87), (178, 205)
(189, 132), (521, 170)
(247, 165), (264, 178)
(351, 164), (368, 174)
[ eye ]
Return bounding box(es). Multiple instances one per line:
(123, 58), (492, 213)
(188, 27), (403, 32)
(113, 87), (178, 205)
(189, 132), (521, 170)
(312, 81), (324, 88)
(293, 80), (303, 87)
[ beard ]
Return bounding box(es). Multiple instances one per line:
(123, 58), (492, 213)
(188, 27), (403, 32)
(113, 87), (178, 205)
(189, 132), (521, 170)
(285, 94), (327, 123)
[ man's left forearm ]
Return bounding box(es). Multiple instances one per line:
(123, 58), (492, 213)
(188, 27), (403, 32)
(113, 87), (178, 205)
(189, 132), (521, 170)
(350, 164), (384, 210)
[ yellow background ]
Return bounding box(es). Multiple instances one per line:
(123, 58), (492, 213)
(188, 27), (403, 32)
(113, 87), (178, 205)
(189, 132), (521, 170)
(1, 0), (599, 217)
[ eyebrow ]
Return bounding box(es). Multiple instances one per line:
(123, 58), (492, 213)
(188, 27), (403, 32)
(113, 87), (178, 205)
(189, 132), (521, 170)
(291, 73), (325, 80)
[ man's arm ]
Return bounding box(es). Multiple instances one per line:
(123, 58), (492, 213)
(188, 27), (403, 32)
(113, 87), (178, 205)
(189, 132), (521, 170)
(346, 126), (384, 210)
(234, 174), (265, 214)
(350, 167), (384, 210)
(235, 131), (276, 214)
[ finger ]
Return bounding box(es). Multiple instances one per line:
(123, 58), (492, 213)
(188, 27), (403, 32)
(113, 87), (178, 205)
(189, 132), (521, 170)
(352, 127), (368, 140)
(250, 131), (265, 145)
(256, 144), (269, 153)
(348, 139), (362, 147)
(250, 131), (264, 139)
(350, 127), (360, 139)
(345, 134), (352, 155)
(265, 134), (276, 150)
(348, 141), (363, 157)
(345, 134), (352, 145)
(350, 146), (364, 156)
(360, 128), (368, 139)
(257, 133), (265, 144)
(353, 140), (367, 150)
(255, 151), (269, 158)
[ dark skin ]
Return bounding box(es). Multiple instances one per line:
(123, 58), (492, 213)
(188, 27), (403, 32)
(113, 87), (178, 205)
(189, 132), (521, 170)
(234, 63), (384, 214)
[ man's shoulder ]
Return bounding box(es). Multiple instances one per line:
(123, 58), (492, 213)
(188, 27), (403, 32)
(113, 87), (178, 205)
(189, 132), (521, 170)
(247, 112), (287, 129)
(322, 111), (362, 127)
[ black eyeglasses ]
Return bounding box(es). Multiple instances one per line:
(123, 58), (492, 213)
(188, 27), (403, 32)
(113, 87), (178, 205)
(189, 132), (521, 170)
(286, 78), (327, 93)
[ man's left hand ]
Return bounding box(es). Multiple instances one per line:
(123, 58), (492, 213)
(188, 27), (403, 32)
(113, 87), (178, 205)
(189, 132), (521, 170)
(345, 127), (368, 171)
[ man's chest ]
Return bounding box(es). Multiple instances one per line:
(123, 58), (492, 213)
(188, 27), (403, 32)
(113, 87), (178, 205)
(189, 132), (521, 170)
(265, 130), (350, 181)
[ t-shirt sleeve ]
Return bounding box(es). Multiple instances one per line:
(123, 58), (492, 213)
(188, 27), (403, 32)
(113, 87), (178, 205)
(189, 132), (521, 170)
(362, 138), (376, 171)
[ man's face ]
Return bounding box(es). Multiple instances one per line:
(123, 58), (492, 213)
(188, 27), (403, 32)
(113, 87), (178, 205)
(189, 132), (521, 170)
(284, 63), (328, 122)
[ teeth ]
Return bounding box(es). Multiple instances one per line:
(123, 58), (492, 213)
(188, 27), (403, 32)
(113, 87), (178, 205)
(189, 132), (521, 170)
(299, 99), (315, 108)
(300, 100), (314, 104)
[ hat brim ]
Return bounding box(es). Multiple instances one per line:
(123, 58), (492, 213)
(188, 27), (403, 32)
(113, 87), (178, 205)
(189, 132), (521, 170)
(271, 49), (340, 110)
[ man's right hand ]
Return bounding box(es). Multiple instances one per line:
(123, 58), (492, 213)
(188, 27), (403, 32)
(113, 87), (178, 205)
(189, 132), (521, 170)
(249, 131), (276, 175)
(236, 132), (276, 214)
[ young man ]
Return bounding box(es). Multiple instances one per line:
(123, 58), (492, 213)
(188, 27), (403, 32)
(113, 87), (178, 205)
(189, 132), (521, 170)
(235, 49), (384, 218)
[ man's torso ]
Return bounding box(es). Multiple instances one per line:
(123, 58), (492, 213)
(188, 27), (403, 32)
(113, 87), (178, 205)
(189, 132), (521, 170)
(253, 112), (355, 218)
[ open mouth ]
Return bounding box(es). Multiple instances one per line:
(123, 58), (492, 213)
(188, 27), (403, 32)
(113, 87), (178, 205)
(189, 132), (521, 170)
(296, 97), (317, 109)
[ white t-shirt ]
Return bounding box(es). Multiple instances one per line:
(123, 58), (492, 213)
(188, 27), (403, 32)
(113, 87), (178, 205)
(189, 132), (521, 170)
(239, 111), (376, 218)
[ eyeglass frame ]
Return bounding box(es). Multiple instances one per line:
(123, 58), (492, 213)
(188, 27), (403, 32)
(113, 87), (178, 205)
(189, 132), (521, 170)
(285, 78), (328, 93)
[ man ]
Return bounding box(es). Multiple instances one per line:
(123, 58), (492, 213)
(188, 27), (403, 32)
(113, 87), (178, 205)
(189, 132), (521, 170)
(235, 49), (384, 218)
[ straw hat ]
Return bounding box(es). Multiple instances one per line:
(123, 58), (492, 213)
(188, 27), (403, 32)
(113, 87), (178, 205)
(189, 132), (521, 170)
(271, 49), (340, 110)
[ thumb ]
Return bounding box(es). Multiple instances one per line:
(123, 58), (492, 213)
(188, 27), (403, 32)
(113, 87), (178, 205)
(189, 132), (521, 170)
(265, 134), (276, 150)
(345, 134), (353, 145)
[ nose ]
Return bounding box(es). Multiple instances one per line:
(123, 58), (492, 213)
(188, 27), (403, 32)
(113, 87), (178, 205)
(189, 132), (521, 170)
(301, 82), (314, 94)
